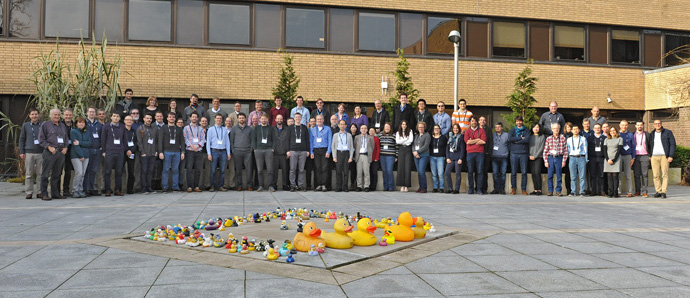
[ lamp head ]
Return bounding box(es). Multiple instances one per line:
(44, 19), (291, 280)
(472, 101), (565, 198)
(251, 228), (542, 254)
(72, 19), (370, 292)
(448, 30), (461, 43)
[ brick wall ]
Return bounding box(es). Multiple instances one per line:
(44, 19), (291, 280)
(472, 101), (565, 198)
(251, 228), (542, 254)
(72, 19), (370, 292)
(644, 107), (690, 147)
(645, 64), (690, 110)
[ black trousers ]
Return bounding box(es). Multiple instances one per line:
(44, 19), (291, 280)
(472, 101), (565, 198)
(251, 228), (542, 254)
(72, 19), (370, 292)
(530, 158), (544, 191)
(589, 157), (605, 195)
(104, 152), (123, 192)
(153, 157), (163, 190)
(349, 160), (357, 188)
(607, 172), (620, 196)
(41, 150), (65, 197)
(272, 154), (289, 189)
(369, 160), (380, 191)
(305, 157), (314, 188)
(313, 148), (329, 187)
(327, 158), (335, 190)
(62, 148), (72, 194)
(564, 159), (571, 194)
(125, 154), (136, 193)
(140, 155), (155, 192)
(336, 151), (350, 191)
(185, 150), (204, 189)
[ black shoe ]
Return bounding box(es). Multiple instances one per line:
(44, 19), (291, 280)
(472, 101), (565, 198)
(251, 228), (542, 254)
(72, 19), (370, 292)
(662, 193), (667, 199)
(25, 194), (32, 199)
(365, 187), (370, 192)
(356, 187), (362, 192)
(290, 187), (296, 192)
(654, 193), (662, 198)
(62, 192), (71, 198)
(432, 189), (438, 193)
(453, 190), (459, 194)
(335, 189), (342, 192)
(490, 190), (499, 194)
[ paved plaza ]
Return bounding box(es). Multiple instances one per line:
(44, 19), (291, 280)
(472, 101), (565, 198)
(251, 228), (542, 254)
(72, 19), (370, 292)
(2, 182), (690, 297)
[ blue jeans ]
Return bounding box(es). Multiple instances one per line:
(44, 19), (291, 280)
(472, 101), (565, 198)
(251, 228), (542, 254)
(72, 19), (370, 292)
(492, 157), (508, 192)
(84, 148), (102, 192)
(444, 159), (462, 191)
(162, 151), (181, 190)
(466, 153), (484, 194)
(210, 150), (228, 189)
(510, 153), (529, 191)
(380, 155), (395, 191)
(547, 156), (563, 193)
(430, 156), (445, 190)
(569, 156), (587, 195)
(413, 155), (430, 190)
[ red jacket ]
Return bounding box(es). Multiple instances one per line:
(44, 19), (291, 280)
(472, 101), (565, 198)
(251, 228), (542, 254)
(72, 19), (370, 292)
(463, 127), (486, 154)
(372, 136), (380, 161)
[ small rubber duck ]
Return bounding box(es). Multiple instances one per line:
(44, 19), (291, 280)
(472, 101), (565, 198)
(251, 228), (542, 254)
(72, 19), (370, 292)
(205, 219), (219, 230)
(286, 253), (295, 263)
(429, 224), (436, 233)
(175, 233), (186, 245)
(248, 239), (256, 251)
(381, 229), (395, 245)
(212, 234), (225, 248)
(256, 240), (267, 252)
(423, 222), (431, 231)
(228, 242), (237, 253)
(379, 238), (388, 246)
(292, 222), (325, 252)
(266, 248), (278, 260)
(316, 243), (325, 254)
(279, 242), (289, 256)
(280, 220), (289, 230)
(411, 217), (427, 239)
(348, 218), (378, 246)
(239, 244), (249, 254)
(308, 244), (319, 256)
(187, 236), (200, 247)
(223, 218), (234, 227)
(202, 236), (212, 247)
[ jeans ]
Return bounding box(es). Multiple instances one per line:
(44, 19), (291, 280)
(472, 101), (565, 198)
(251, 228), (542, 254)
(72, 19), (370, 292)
(380, 155), (395, 191)
(492, 156), (508, 192)
(70, 158), (89, 194)
(140, 155), (155, 192)
(444, 159), (462, 191)
(430, 156), (445, 190)
(84, 148), (102, 192)
(41, 150), (65, 197)
(104, 152), (124, 193)
(24, 153), (43, 194)
(510, 153), (529, 191)
(162, 151), (181, 190)
(414, 155), (430, 190)
(466, 153), (484, 194)
(185, 150), (204, 189)
(569, 156), (587, 195)
(210, 150), (228, 189)
(254, 149), (274, 188)
(547, 156), (563, 193)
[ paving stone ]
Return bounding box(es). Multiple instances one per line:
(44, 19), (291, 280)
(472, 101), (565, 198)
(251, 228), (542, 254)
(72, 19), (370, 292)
(569, 268), (679, 289)
(154, 264), (244, 285)
(451, 243), (521, 256)
(502, 242), (579, 255)
(560, 242), (635, 254)
(146, 282), (244, 298)
(620, 286), (690, 297)
(84, 252), (169, 269)
(0, 269), (76, 291)
(637, 266), (690, 286)
(419, 272), (527, 296)
(378, 266), (413, 275)
(465, 255), (557, 271)
(4, 253), (98, 272)
(59, 267), (163, 289)
(531, 254), (623, 270)
(0, 290), (52, 298)
(46, 286), (149, 298)
(405, 256), (487, 273)
(536, 290), (630, 298)
(342, 274), (441, 297)
(497, 270), (606, 292)
(246, 278), (345, 298)
(593, 252), (685, 268)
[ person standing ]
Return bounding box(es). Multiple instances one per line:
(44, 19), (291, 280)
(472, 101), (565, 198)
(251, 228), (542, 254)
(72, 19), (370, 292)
(649, 120), (676, 198)
(270, 96), (290, 126)
(290, 96), (310, 126)
(83, 107), (103, 196)
(414, 99), (434, 134)
(207, 97), (229, 122)
(368, 127), (381, 191)
(586, 106), (607, 128)
(538, 101), (565, 136)
(287, 113), (310, 191)
(335, 103), (349, 126)
(588, 124), (606, 196)
(167, 99), (184, 121)
(272, 115), (290, 191)
(633, 120), (652, 198)
(332, 120), (354, 192)
(444, 124), (465, 194)
(478, 116), (491, 194)
(183, 112), (206, 192)
(433, 102), (452, 136)
(429, 124), (447, 193)
(305, 118), (317, 190)
(223, 116), (236, 189)
(19, 109), (43, 199)
(348, 123), (359, 190)
(379, 123), (397, 192)
(581, 119), (593, 194)
(451, 99), (473, 132)
(69, 117), (91, 198)
(60, 109), (75, 197)
(354, 124), (374, 192)
(392, 94), (414, 132)
(138, 114), (157, 194)
(228, 102), (242, 127)
(311, 98), (330, 123)
(183, 94), (206, 124)
(567, 125), (588, 197)
(508, 116), (530, 195)
(413, 122), (431, 193)
(38, 109), (68, 200)
(309, 115), (332, 192)
(158, 112), (185, 192)
(143, 96), (160, 119)
(465, 117), (487, 194)
(252, 114), (275, 192)
(206, 114), (231, 192)
(248, 100), (266, 127)
(230, 113), (253, 191)
(114, 88), (138, 120)
(528, 123), (546, 195)
(604, 127), (623, 198)
(101, 112), (126, 197)
(491, 122), (509, 194)
(543, 123), (568, 196)
(151, 111), (166, 191)
(350, 105), (369, 129)
(370, 99), (390, 133)
(618, 120), (636, 197)
(327, 114), (339, 190)
(123, 115), (138, 194)
(395, 120), (414, 192)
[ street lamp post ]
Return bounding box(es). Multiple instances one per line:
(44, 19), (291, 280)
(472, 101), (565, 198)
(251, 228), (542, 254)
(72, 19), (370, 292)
(448, 30), (461, 112)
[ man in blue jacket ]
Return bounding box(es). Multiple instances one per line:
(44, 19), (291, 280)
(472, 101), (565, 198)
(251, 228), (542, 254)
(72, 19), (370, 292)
(508, 116), (530, 195)
(649, 119), (676, 198)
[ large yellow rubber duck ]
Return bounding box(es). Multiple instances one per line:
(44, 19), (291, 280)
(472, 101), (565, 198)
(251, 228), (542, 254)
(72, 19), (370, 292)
(348, 218), (378, 246)
(411, 217), (427, 239)
(292, 222), (325, 252)
(387, 212), (415, 242)
(321, 218), (354, 249)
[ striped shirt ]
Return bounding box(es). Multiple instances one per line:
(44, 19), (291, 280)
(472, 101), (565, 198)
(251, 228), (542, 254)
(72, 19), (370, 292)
(451, 109), (473, 132)
(543, 134), (568, 163)
(183, 124), (206, 151)
(379, 135), (397, 157)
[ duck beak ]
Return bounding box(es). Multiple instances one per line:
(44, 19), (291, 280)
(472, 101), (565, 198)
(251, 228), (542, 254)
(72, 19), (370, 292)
(345, 225), (353, 233)
(309, 229), (322, 237)
(366, 226), (376, 233)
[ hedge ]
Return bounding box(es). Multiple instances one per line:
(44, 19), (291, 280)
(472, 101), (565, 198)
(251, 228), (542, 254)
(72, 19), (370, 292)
(671, 145), (690, 168)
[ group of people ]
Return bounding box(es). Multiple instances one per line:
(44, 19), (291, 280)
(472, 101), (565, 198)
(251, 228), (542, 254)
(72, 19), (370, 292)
(18, 90), (677, 200)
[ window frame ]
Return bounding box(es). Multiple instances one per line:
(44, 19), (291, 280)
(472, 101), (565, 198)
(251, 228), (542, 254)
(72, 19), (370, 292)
(283, 5), (327, 50)
(490, 19), (528, 59)
(355, 9), (397, 53)
(552, 23), (587, 62)
(663, 31), (690, 67)
(609, 27), (642, 65)
(125, 0), (174, 44)
(43, 0), (92, 40)
(425, 14), (463, 56)
(207, 1), (252, 47)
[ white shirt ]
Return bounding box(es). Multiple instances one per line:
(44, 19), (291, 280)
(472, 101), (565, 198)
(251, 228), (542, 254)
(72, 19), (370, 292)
(652, 131), (666, 156)
(395, 132), (413, 146)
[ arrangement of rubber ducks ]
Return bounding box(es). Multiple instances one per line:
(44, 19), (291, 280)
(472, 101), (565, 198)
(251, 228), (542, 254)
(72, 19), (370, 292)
(143, 207), (437, 263)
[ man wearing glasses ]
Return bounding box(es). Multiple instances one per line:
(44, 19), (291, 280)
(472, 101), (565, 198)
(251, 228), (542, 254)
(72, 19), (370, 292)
(539, 101), (565, 136)
(649, 120), (676, 199)
(433, 102), (451, 136)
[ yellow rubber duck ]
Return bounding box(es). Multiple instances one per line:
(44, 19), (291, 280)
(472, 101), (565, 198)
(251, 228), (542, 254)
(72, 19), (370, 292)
(382, 229), (396, 245)
(321, 218), (355, 249)
(423, 222), (431, 231)
(228, 242), (237, 253)
(348, 218), (378, 246)
(375, 218), (389, 229)
(266, 248), (278, 260)
(387, 212), (415, 242)
(292, 222), (325, 252)
(411, 217), (427, 239)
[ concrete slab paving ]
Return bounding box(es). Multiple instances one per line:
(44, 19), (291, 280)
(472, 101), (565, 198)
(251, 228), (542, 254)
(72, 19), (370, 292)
(418, 272), (527, 296)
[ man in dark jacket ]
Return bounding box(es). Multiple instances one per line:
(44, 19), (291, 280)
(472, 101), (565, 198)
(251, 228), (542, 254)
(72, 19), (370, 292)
(19, 109), (43, 199)
(508, 116), (530, 195)
(649, 119), (676, 198)
(392, 94), (414, 132)
(114, 88), (138, 122)
(287, 113), (310, 191)
(272, 115), (290, 191)
(413, 99), (434, 134)
(123, 115), (138, 194)
(370, 99), (390, 134)
(102, 112), (126, 196)
(587, 123), (606, 196)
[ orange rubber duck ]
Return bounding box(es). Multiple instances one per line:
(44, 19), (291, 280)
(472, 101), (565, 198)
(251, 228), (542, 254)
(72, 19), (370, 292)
(292, 222), (325, 252)
(387, 212), (415, 242)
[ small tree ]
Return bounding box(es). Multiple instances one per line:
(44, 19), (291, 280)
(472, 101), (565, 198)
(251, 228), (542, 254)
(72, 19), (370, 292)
(386, 49), (421, 114)
(271, 51), (300, 110)
(505, 59), (538, 127)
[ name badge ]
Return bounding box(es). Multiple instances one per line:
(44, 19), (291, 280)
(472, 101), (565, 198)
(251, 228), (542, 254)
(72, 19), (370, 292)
(623, 145), (630, 151)
(93, 133), (99, 139)
(415, 146), (420, 151)
(262, 138), (268, 144)
(433, 148), (439, 153)
(296, 138), (302, 144)
(375, 123), (380, 128)
(192, 138), (199, 144)
(595, 146), (601, 152)
(493, 146), (499, 151)
(383, 145), (389, 150)
(169, 139), (176, 145)
(57, 137), (64, 144)
(550, 150), (557, 155)
(128, 141), (134, 147)
(34, 139), (39, 145)
(316, 137), (322, 143)
(148, 138), (154, 144)
(216, 140), (223, 145)
(571, 150), (580, 156)
(114, 139), (121, 145)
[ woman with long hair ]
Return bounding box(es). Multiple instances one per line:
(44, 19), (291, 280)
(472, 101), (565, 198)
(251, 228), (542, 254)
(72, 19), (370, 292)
(395, 120), (413, 192)
(168, 99), (184, 121)
(529, 123), (545, 195)
(70, 117), (92, 198)
(348, 122), (359, 190)
(144, 96), (159, 119)
(429, 124), (447, 193)
(379, 123), (397, 191)
(413, 122), (431, 193)
(604, 127), (623, 198)
(444, 124), (465, 194)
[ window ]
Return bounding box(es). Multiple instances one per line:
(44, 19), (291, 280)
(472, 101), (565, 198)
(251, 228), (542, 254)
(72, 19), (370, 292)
(554, 25), (585, 61)
(399, 13), (422, 55)
(650, 109), (679, 122)
(358, 12), (395, 52)
(176, 0), (203, 45)
(95, 0), (123, 41)
(665, 33), (690, 66)
(0, 0), (4, 36)
(492, 21), (525, 58)
(45, 0), (90, 38)
(611, 29), (640, 63)
(427, 16), (461, 54)
(128, 0), (171, 42)
(10, 0), (40, 38)
(209, 3), (250, 45)
(285, 8), (324, 48)
(329, 8), (353, 52)
(254, 4), (280, 48)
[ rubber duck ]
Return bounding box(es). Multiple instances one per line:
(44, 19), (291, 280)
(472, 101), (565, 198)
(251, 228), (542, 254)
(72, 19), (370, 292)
(262, 213), (270, 222)
(308, 244), (319, 256)
(224, 218), (234, 227)
(286, 240), (297, 255)
(329, 212), (337, 219)
(423, 222), (431, 231)
(429, 224), (436, 233)
(241, 236), (249, 247)
(175, 233), (186, 244)
(239, 244), (249, 254)
(167, 230), (176, 241)
(213, 234), (225, 248)
(202, 236), (212, 247)
(145, 230), (152, 240)
(348, 218), (378, 246)
(256, 240), (267, 252)
(248, 239), (256, 251)
(286, 253), (295, 263)
(266, 248), (278, 260)
(321, 218), (355, 249)
(292, 222), (325, 252)
(381, 229), (395, 245)
(279, 242), (289, 256)
(187, 236), (200, 247)
(387, 212), (415, 242)
(253, 213), (262, 223)
(205, 219), (219, 230)
(280, 220), (289, 230)
(228, 242), (237, 253)
(375, 218), (388, 229)
(316, 243), (325, 254)
(411, 217), (427, 239)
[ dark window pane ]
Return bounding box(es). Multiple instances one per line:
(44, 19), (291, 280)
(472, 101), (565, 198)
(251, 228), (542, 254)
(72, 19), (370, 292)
(286, 8), (324, 48)
(358, 12), (395, 52)
(399, 13), (422, 55)
(493, 21), (525, 57)
(0, 0), (4, 36)
(45, 0), (90, 38)
(10, 0), (39, 38)
(95, 0), (123, 42)
(209, 3), (250, 45)
(329, 8), (353, 52)
(128, 0), (171, 42)
(427, 16), (460, 54)
(665, 33), (690, 66)
(611, 29), (639, 63)
(255, 4), (280, 48)
(554, 25), (585, 60)
(176, 0), (203, 45)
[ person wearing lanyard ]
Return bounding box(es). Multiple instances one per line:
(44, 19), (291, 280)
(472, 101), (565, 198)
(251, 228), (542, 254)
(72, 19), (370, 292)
(633, 120), (652, 197)
(354, 124), (374, 192)
(252, 114), (275, 192)
(618, 120), (636, 197)
(413, 122), (432, 193)
(158, 112), (185, 193)
(39, 109), (68, 200)
(335, 103), (349, 126)
(433, 102), (451, 136)
(272, 115), (290, 191)
(464, 116), (486, 194)
(83, 107), (103, 196)
(123, 115), (138, 194)
(69, 117), (92, 198)
(206, 114), (231, 192)
(137, 114), (157, 194)
(287, 113), (310, 191)
(309, 115), (332, 192)
(350, 105), (369, 129)
(414, 99), (434, 134)
(587, 123), (606, 196)
(183, 94), (206, 124)
(490, 122), (509, 195)
(248, 100), (266, 127)
(444, 124), (465, 194)
(312, 98), (330, 123)
(451, 99), (473, 132)
(543, 123), (568, 196)
(538, 101), (565, 136)
(370, 99), (390, 134)
(603, 127), (623, 198)
(395, 120), (414, 192)
(183, 112), (206, 192)
(290, 96), (310, 126)
(101, 112), (126, 197)
(230, 113), (253, 191)
(429, 124), (447, 193)
(392, 94), (414, 132)
(61, 108), (75, 198)
(332, 120), (354, 192)
(508, 116), (530, 195)
(567, 125), (588, 197)
(19, 108), (43, 199)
